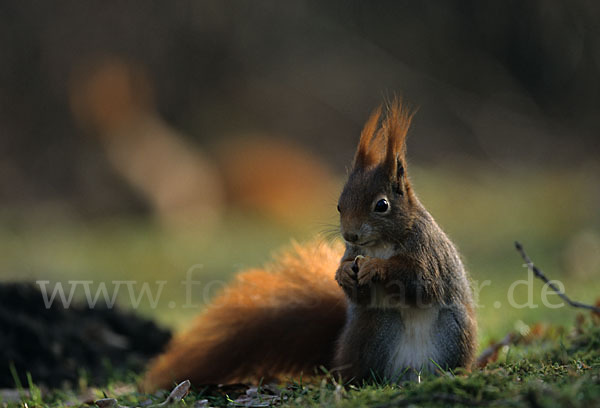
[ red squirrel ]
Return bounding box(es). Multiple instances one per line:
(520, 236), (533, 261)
(143, 100), (477, 390)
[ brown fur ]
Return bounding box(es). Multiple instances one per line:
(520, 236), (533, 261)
(143, 241), (346, 391)
(354, 106), (382, 169)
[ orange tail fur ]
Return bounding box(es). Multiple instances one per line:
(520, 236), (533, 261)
(143, 240), (346, 391)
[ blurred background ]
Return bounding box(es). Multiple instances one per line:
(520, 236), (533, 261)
(1, 0), (599, 343)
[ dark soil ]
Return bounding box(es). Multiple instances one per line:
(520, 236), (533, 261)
(0, 282), (171, 388)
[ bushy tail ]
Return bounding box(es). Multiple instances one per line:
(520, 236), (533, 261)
(143, 240), (346, 391)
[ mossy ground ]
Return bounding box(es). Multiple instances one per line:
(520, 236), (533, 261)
(4, 318), (600, 407)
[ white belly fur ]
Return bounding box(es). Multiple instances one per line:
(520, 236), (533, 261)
(362, 242), (396, 260)
(363, 243), (440, 374)
(387, 306), (440, 377)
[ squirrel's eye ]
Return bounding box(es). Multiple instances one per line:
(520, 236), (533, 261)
(374, 199), (389, 213)
(337, 204), (341, 213)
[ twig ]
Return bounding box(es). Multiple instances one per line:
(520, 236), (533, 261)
(475, 332), (519, 368)
(514, 241), (600, 314)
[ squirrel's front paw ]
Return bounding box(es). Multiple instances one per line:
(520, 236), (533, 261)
(356, 257), (386, 286)
(335, 260), (357, 293)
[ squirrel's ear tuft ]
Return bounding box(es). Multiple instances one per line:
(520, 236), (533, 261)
(353, 98), (415, 173)
(382, 97), (416, 176)
(353, 106), (382, 170)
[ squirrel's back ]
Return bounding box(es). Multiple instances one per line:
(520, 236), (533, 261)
(143, 240), (346, 391)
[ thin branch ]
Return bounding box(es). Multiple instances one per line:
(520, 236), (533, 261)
(514, 241), (600, 314)
(475, 332), (519, 368)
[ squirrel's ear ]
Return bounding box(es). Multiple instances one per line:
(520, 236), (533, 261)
(397, 158), (405, 178)
(394, 157), (406, 194)
(353, 106), (382, 170)
(382, 98), (415, 180)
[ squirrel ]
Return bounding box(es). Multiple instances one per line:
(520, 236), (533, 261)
(143, 99), (477, 391)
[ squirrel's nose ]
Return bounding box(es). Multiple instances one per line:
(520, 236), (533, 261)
(343, 232), (359, 243)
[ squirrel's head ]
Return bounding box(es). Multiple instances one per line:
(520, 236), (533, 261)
(337, 99), (417, 247)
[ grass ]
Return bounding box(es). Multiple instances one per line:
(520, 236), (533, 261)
(1, 164), (599, 406)
(3, 316), (600, 407)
